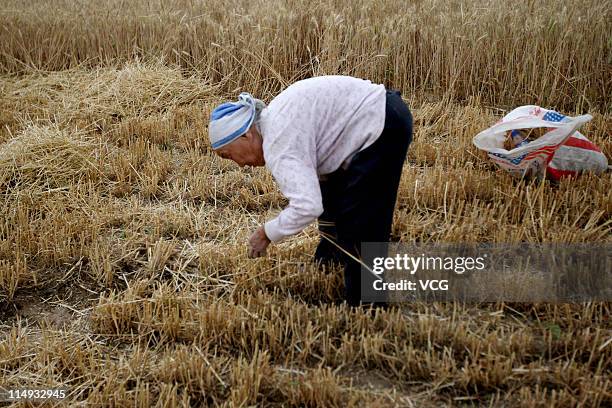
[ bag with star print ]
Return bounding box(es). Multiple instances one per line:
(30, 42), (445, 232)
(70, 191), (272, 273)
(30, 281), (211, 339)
(473, 105), (607, 180)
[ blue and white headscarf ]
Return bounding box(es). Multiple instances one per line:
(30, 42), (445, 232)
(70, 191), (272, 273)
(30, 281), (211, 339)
(208, 92), (266, 150)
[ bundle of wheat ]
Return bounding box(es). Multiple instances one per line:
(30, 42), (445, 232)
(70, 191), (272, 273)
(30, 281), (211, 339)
(0, 124), (105, 193)
(503, 128), (550, 150)
(1, 61), (219, 130)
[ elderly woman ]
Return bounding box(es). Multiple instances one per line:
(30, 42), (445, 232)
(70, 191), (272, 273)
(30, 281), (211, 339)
(208, 75), (412, 307)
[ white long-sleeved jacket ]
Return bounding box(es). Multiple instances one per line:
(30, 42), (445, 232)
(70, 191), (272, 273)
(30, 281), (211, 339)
(258, 76), (386, 242)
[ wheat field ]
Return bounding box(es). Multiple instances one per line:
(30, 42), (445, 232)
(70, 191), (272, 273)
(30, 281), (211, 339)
(0, 0), (611, 406)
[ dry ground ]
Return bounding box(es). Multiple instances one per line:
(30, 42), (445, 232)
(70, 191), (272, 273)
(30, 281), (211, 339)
(0, 0), (611, 406)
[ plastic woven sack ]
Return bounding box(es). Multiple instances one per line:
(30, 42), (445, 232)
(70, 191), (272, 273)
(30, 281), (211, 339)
(473, 105), (608, 180)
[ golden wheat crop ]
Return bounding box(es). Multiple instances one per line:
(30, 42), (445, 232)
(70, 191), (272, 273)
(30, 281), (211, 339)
(0, 0), (610, 406)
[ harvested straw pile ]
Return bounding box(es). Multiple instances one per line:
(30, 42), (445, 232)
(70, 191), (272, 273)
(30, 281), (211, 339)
(1, 61), (218, 134)
(0, 124), (105, 193)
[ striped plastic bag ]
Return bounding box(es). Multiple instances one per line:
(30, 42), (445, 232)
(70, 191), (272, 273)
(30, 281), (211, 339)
(473, 105), (608, 180)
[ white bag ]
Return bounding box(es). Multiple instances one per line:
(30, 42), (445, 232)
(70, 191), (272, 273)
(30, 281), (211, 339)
(473, 105), (607, 180)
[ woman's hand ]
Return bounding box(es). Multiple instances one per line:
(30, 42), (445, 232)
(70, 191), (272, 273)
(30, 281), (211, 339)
(248, 226), (271, 258)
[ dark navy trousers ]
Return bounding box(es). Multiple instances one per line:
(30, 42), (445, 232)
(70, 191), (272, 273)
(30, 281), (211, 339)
(315, 89), (413, 306)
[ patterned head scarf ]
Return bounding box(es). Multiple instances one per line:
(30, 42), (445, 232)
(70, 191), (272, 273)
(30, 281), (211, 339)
(208, 92), (266, 150)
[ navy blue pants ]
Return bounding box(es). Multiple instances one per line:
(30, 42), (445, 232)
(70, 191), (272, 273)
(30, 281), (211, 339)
(315, 90), (413, 306)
